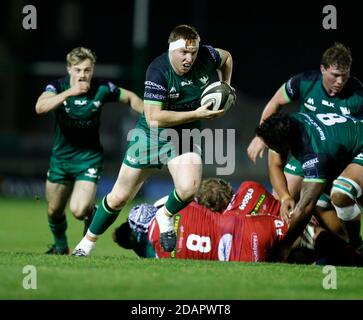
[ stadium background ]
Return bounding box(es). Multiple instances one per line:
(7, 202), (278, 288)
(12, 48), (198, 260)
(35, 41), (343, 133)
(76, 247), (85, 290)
(1, 1), (362, 200)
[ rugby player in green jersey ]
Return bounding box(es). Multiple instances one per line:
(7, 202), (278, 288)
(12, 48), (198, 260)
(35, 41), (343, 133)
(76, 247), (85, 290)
(247, 43), (363, 249)
(35, 47), (143, 254)
(256, 112), (363, 259)
(72, 25), (234, 256)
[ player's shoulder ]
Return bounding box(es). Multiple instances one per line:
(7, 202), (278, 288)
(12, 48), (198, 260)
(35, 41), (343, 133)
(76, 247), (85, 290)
(198, 44), (220, 63)
(148, 52), (169, 72)
(292, 69), (321, 82)
(44, 76), (68, 93)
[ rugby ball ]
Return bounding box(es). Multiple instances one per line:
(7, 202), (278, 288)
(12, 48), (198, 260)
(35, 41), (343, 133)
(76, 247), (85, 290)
(200, 81), (235, 111)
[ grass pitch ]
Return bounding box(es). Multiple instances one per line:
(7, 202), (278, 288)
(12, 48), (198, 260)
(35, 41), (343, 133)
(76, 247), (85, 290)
(0, 197), (363, 300)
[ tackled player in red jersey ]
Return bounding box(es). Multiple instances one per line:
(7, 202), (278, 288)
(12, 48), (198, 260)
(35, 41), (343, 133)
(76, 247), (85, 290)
(113, 178), (363, 266)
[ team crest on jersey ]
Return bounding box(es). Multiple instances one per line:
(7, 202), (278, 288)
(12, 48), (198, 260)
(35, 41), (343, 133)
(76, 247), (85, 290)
(181, 80), (193, 87)
(339, 107), (351, 115)
(199, 76), (208, 85)
(85, 168), (98, 178)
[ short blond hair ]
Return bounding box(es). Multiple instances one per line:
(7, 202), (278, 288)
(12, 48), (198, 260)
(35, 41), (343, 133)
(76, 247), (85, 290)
(66, 47), (96, 67)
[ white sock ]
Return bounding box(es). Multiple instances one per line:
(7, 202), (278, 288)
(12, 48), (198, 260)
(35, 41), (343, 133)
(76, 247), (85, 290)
(74, 235), (96, 256)
(155, 207), (174, 233)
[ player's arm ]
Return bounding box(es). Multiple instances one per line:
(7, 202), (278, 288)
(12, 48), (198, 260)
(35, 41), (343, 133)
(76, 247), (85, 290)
(215, 48), (233, 85)
(269, 181), (325, 261)
(119, 88), (144, 114)
(268, 149), (295, 221)
(144, 102), (225, 128)
(35, 82), (89, 114)
(247, 84), (291, 163)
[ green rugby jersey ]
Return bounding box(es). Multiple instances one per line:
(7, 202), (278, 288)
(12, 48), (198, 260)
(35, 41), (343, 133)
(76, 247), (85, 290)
(289, 112), (363, 182)
(139, 44), (221, 133)
(45, 76), (121, 162)
(284, 70), (363, 117)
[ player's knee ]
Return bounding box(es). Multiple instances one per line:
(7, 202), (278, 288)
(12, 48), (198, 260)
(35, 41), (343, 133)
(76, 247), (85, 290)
(331, 177), (361, 207)
(47, 205), (64, 218)
(107, 193), (128, 210)
(175, 181), (200, 202)
(70, 204), (91, 220)
(331, 191), (353, 207)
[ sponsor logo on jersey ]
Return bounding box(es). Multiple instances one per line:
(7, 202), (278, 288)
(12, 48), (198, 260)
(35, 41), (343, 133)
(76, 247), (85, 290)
(339, 107), (351, 115)
(322, 100), (335, 108)
(107, 81), (117, 93)
(168, 87), (180, 99)
(45, 84), (57, 93)
(171, 214), (181, 258)
(144, 81), (167, 91)
(251, 233), (259, 262)
(225, 194), (236, 211)
(251, 194), (266, 215)
(74, 100), (87, 106)
(285, 163), (297, 171)
(239, 188), (254, 210)
(304, 102), (316, 111)
(126, 155), (138, 164)
(218, 233), (232, 261)
(302, 157), (319, 169)
(65, 107), (70, 113)
(307, 97), (314, 104)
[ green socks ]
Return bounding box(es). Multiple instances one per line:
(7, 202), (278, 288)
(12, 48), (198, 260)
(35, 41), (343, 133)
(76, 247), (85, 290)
(48, 215), (68, 249)
(165, 189), (191, 215)
(89, 196), (121, 235)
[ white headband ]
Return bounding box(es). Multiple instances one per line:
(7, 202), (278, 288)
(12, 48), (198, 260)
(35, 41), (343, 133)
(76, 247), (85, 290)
(168, 38), (199, 51)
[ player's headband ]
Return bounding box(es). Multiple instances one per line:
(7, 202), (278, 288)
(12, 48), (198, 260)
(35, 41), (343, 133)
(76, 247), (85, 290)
(169, 38), (200, 51)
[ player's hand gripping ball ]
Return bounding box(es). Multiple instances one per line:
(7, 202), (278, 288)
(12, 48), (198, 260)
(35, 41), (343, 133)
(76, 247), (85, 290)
(201, 81), (236, 111)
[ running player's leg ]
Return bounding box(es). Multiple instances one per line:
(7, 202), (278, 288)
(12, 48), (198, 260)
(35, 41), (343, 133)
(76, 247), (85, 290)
(156, 152), (202, 252)
(69, 180), (97, 235)
(330, 163), (363, 250)
(69, 180), (97, 220)
(45, 180), (72, 254)
(72, 164), (155, 256)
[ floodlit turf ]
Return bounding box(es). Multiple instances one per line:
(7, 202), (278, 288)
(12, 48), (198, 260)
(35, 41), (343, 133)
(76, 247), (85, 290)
(1, 197), (363, 300)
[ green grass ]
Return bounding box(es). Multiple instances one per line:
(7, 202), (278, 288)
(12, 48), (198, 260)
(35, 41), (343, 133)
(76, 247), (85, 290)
(1, 197), (363, 300)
